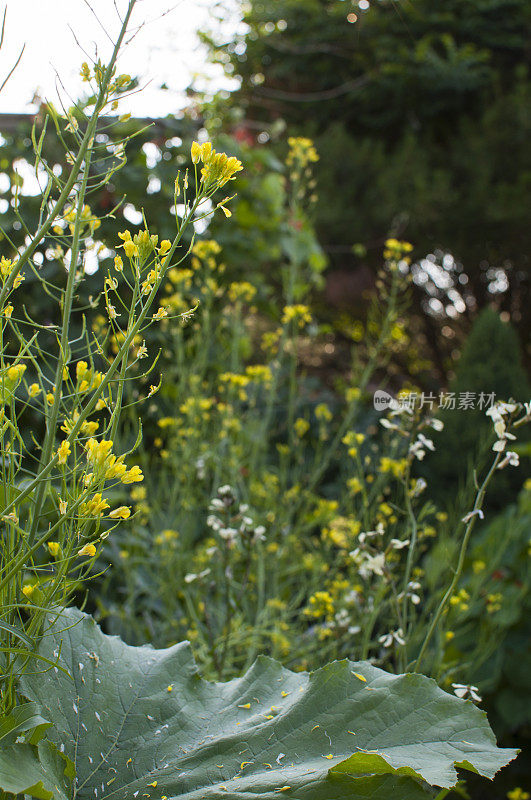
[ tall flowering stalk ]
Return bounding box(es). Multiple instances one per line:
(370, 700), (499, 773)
(0, 3), (241, 715)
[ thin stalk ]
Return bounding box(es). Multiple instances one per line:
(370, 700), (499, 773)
(414, 451), (501, 673)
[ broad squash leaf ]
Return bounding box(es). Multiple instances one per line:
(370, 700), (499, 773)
(1, 608), (516, 799)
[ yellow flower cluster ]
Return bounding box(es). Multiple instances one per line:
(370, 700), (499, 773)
(154, 529), (179, 546)
(228, 281), (256, 303)
(449, 588), (470, 612)
(190, 141), (243, 188)
(245, 364), (273, 383)
(342, 431), (365, 458)
(59, 203), (100, 237)
(286, 137), (319, 168)
(75, 361), (103, 394)
(304, 590), (334, 620)
(379, 457), (408, 478)
(486, 592), (502, 613)
(192, 240), (221, 262)
(117, 229), (160, 263)
(322, 516), (361, 549)
(383, 239), (413, 262)
(84, 438), (143, 484)
(0, 256), (24, 289)
(315, 403), (332, 423)
(282, 304), (312, 327)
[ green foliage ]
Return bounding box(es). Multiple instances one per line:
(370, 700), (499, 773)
(202, 0), (531, 362)
(0, 607), (516, 799)
(428, 308), (530, 508)
(439, 481), (531, 737)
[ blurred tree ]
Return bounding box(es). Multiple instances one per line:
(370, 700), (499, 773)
(200, 0), (531, 371)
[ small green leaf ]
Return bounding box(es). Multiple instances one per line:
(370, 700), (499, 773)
(0, 701), (51, 744)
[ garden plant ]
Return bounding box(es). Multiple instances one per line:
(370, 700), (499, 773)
(0, 2), (529, 799)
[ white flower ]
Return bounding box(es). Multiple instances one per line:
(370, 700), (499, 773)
(492, 439), (506, 452)
(497, 451), (519, 469)
(219, 527), (238, 543)
(379, 628), (406, 648)
(418, 433), (435, 451)
(207, 514), (221, 531)
(380, 418), (399, 430)
(358, 528), (380, 544)
(359, 553), (385, 579)
(184, 569), (211, 584)
(403, 581), (421, 605)
(390, 538), (410, 550)
(429, 418), (444, 431)
(412, 478), (427, 496)
(209, 498), (224, 510)
(452, 683), (482, 702)
(335, 609), (350, 626)
(253, 525), (266, 542)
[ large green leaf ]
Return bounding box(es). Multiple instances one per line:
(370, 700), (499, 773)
(3, 608), (516, 799)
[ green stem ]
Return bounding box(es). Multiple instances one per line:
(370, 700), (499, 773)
(414, 451), (501, 673)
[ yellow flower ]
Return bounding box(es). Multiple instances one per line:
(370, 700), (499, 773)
(81, 420), (99, 436)
(294, 418), (310, 437)
(122, 465), (143, 484)
(76, 361), (89, 381)
(47, 541), (61, 557)
(2, 304), (13, 318)
(79, 493), (109, 517)
(158, 239), (171, 255)
(85, 438), (114, 467)
(347, 477), (362, 495)
(7, 364), (26, 382)
(78, 543), (96, 557)
(109, 506), (131, 520)
(105, 455), (127, 480)
(28, 383), (41, 398)
(22, 585), (35, 598)
(46, 392), (55, 406)
(507, 790), (530, 800)
(80, 62), (91, 81)
(315, 403), (332, 422)
(153, 307), (168, 321)
(123, 240), (139, 259)
(191, 141), (202, 164)
(57, 440), (71, 465)
(114, 255), (124, 272)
